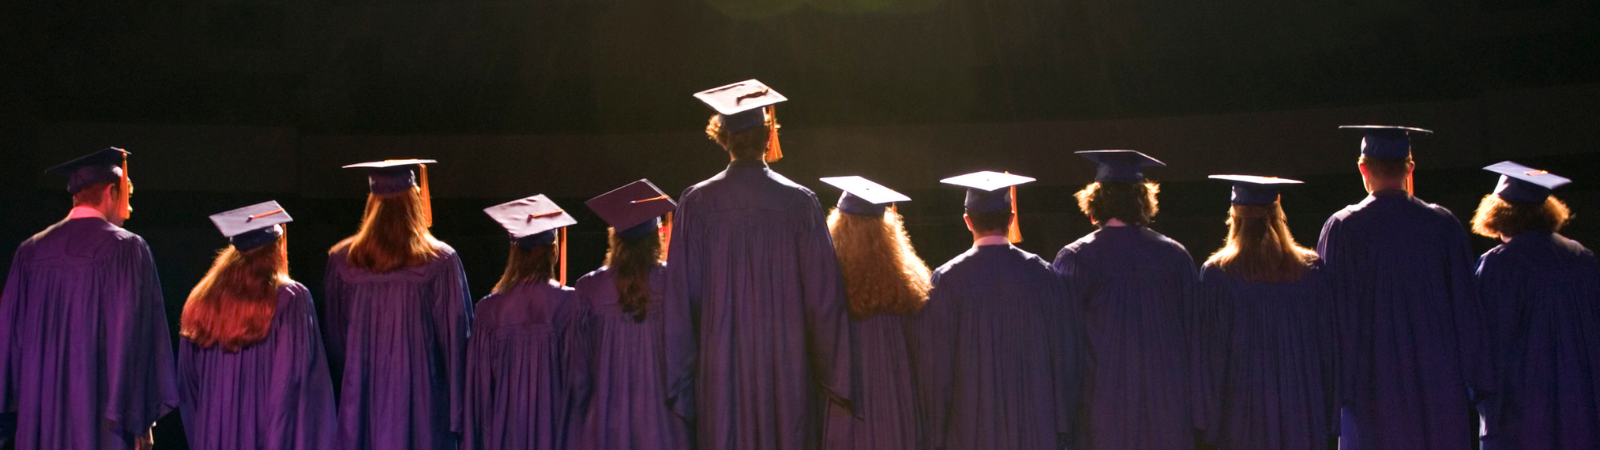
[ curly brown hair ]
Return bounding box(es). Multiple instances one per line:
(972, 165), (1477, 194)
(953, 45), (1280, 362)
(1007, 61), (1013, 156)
(827, 208), (932, 319)
(1471, 194), (1571, 238)
(705, 111), (776, 161)
(1204, 203), (1318, 284)
(1075, 181), (1160, 227)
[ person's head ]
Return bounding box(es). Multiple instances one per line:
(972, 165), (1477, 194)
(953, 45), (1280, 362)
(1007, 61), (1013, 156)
(495, 238), (559, 293)
(604, 223), (666, 322)
(1358, 155), (1414, 193)
(1471, 194), (1571, 240)
(71, 180), (133, 226)
(964, 209), (1015, 239)
(829, 208), (932, 318)
(705, 110), (776, 162)
(1075, 181), (1160, 227)
(333, 187), (440, 273)
(50, 147), (133, 224)
(1205, 202), (1318, 284)
(182, 231), (290, 351)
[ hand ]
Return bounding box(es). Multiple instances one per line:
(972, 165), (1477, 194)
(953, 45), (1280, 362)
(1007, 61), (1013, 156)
(134, 427), (154, 450)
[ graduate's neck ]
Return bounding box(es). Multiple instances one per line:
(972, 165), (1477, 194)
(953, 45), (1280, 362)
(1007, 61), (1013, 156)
(1100, 218), (1131, 227)
(971, 232), (1010, 246)
(1362, 174), (1412, 196)
(727, 157), (768, 169)
(66, 205), (109, 222)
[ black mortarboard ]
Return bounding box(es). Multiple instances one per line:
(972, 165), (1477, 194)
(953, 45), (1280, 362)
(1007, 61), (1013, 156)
(820, 176), (911, 217)
(209, 201), (292, 251)
(485, 194), (577, 248)
(1339, 125), (1432, 159)
(1485, 161), (1570, 204)
(1208, 175), (1303, 206)
(1076, 150), (1165, 183)
(46, 147), (129, 194)
(586, 179), (677, 241)
(343, 159), (436, 194)
(941, 171), (1034, 213)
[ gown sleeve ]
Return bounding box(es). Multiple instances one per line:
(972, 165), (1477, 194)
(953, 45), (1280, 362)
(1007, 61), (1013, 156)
(561, 292), (595, 449)
(662, 188), (700, 421)
(101, 236), (179, 439)
(461, 311), (492, 450)
(1473, 251), (1520, 434)
(1443, 223), (1493, 403)
(0, 246), (29, 445)
(1046, 272), (1086, 448)
(1316, 215), (1355, 405)
(797, 194), (859, 416)
(1315, 270), (1340, 439)
(321, 254), (348, 384)
(1194, 267), (1229, 444)
(433, 254), (474, 436)
(266, 286), (338, 450)
(913, 271), (956, 450)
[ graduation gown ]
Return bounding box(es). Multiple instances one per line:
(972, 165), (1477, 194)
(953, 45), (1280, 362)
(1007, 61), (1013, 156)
(914, 243), (1080, 450)
(574, 265), (691, 450)
(1197, 263), (1338, 450)
(178, 282), (337, 450)
(0, 218), (178, 450)
(1052, 225), (1198, 450)
(463, 279), (588, 450)
(324, 245), (473, 450)
(1316, 192), (1491, 450)
(825, 312), (918, 450)
(662, 160), (859, 450)
(1475, 232), (1600, 450)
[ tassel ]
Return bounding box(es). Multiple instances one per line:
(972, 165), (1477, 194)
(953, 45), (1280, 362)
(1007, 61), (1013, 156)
(559, 227), (568, 286)
(764, 106), (783, 163)
(661, 211), (674, 260)
(419, 164), (434, 228)
(118, 154), (132, 220)
(1007, 172), (1022, 244)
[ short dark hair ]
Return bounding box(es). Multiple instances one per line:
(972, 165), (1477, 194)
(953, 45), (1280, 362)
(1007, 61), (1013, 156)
(72, 181), (119, 207)
(1471, 194), (1571, 238)
(966, 210), (1014, 234)
(1359, 155), (1413, 180)
(1075, 181), (1160, 227)
(705, 114), (773, 161)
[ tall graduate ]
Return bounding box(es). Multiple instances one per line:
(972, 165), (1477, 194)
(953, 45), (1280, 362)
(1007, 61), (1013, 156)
(325, 159), (473, 450)
(0, 148), (177, 450)
(179, 201), (336, 450)
(1197, 176), (1338, 450)
(663, 79), (859, 450)
(1469, 162), (1600, 450)
(819, 176), (931, 450)
(574, 180), (690, 450)
(917, 172), (1081, 450)
(465, 195), (589, 450)
(1051, 150), (1198, 450)
(1317, 126), (1490, 450)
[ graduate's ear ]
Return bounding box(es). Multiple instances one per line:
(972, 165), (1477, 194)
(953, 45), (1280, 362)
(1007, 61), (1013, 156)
(963, 213), (975, 233)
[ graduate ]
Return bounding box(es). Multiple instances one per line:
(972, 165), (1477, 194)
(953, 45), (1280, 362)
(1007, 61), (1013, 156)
(178, 201), (336, 450)
(1051, 150), (1198, 450)
(465, 195), (589, 450)
(0, 147), (177, 450)
(1197, 176), (1338, 450)
(324, 159), (473, 450)
(663, 79), (859, 450)
(916, 171), (1080, 450)
(1469, 162), (1600, 450)
(1317, 126), (1491, 450)
(818, 176), (930, 450)
(573, 180), (690, 450)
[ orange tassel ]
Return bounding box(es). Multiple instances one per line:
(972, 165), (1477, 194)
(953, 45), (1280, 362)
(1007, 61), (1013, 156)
(764, 106), (783, 163)
(661, 211), (674, 259)
(419, 164), (434, 227)
(1007, 173), (1022, 244)
(119, 154), (132, 220)
(559, 227), (568, 286)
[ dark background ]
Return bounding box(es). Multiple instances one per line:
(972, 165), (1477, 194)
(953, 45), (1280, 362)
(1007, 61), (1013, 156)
(2, 0), (1598, 447)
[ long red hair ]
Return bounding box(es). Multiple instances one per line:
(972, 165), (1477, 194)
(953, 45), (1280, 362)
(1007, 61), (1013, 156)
(827, 208), (932, 318)
(182, 232), (290, 351)
(332, 189), (442, 273)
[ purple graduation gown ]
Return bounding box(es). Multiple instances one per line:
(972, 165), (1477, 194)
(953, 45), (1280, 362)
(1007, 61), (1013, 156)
(914, 243), (1081, 450)
(662, 160), (859, 450)
(463, 279), (588, 450)
(0, 218), (178, 449)
(574, 265), (691, 450)
(324, 244), (473, 450)
(1316, 192), (1492, 450)
(1052, 226), (1199, 450)
(824, 312), (918, 450)
(1475, 232), (1600, 450)
(178, 282), (337, 450)
(1197, 263), (1338, 450)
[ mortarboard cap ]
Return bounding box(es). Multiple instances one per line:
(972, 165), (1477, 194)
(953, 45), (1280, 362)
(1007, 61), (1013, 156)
(1339, 125), (1432, 159)
(485, 194), (577, 248)
(1208, 175), (1303, 206)
(47, 147), (129, 194)
(343, 159), (436, 194)
(695, 79), (787, 133)
(941, 171), (1034, 213)
(209, 201), (292, 251)
(1076, 150), (1165, 183)
(1485, 161), (1570, 204)
(586, 179), (677, 241)
(820, 176), (911, 217)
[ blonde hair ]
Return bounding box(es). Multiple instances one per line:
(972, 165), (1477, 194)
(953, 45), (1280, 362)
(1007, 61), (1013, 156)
(1205, 203), (1318, 284)
(827, 208), (931, 318)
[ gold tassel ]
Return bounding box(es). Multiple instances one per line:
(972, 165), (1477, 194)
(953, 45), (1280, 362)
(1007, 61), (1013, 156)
(419, 164), (434, 228)
(764, 106), (783, 163)
(118, 154), (132, 220)
(559, 227), (568, 286)
(1007, 172), (1022, 244)
(661, 211), (674, 260)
